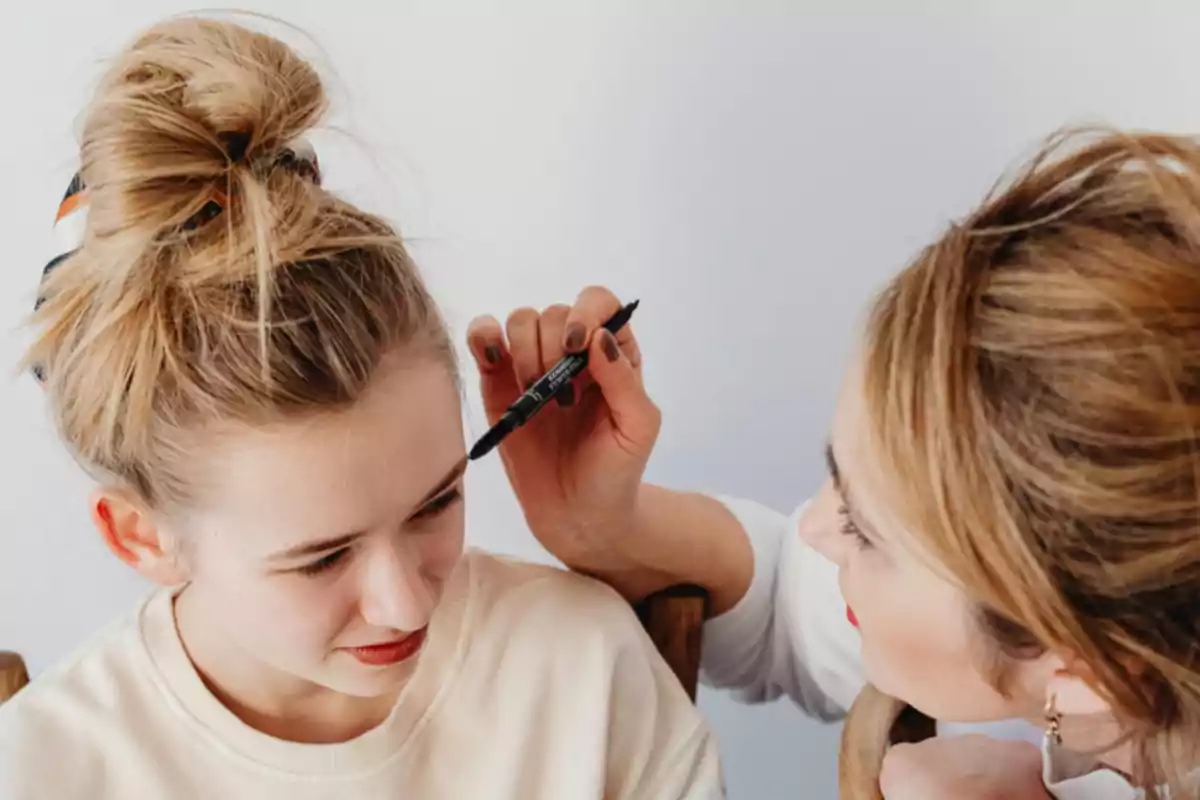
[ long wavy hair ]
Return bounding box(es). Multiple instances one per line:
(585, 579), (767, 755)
(840, 130), (1200, 799)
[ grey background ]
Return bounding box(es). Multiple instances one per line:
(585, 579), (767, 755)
(4, 2), (1200, 796)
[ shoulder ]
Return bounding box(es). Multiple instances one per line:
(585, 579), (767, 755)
(0, 596), (158, 796)
(463, 549), (640, 633)
(459, 550), (655, 665)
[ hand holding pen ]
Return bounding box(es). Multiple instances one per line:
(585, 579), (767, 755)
(465, 288), (663, 592)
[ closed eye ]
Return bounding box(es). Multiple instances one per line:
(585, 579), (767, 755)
(837, 505), (873, 550)
(296, 547), (350, 577)
(412, 486), (462, 521)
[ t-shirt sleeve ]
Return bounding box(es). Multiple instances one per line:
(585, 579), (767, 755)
(699, 496), (865, 721)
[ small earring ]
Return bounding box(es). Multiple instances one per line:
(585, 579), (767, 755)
(1044, 693), (1063, 747)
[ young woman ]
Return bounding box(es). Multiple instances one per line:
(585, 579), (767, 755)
(469, 131), (1200, 798)
(0, 17), (721, 799)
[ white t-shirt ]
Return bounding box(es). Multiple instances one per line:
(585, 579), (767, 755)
(0, 550), (722, 799)
(700, 496), (1165, 800)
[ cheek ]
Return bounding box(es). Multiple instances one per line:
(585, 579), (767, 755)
(424, 504), (467, 582)
(197, 550), (354, 657)
(841, 556), (1015, 722)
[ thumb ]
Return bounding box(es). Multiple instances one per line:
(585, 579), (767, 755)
(588, 330), (661, 455)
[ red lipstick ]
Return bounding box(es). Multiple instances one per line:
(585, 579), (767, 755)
(846, 606), (859, 629)
(343, 627), (427, 667)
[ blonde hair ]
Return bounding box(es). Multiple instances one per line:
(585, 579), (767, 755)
(24, 17), (451, 508)
(842, 130), (1200, 798)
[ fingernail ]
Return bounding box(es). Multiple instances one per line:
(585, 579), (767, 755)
(556, 384), (575, 407)
(484, 345), (502, 365)
(601, 331), (621, 363)
(564, 323), (586, 352)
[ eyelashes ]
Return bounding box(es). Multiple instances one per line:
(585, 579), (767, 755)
(411, 487), (462, 520)
(837, 504), (873, 550)
(294, 487), (464, 578)
(297, 548), (348, 577)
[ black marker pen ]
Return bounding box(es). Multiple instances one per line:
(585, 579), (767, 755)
(469, 300), (639, 461)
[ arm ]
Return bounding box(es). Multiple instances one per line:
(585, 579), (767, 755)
(616, 484), (864, 718)
(608, 484), (754, 615)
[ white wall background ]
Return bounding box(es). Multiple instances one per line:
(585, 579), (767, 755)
(4, 2), (1200, 796)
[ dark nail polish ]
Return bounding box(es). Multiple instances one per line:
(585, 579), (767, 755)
(564, 324), (586, 352)
(484, 345), (502, 365)
(601, 331), (621, 363)
(556, 384), (575, 408)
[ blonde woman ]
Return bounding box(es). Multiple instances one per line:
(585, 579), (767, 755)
(0, 17), (722, 799)
(469, 131), (1200, 798)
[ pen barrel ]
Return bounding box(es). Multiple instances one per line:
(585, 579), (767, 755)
(507, 352), (588, 426)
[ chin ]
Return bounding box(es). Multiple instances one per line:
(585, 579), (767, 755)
(867, 669), (1007, 724)
(325, 660), (418, 699)
(864, 660), (946, 720)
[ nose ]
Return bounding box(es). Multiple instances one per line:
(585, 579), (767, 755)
(799, 479), (853, 566)
(359, 539), (437, 632)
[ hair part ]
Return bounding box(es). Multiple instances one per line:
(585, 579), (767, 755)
(25, 17), (453, 508)
(854, 129), (1200, 797)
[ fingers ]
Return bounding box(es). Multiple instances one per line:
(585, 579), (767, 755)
(537, 304), (578, 406)
(563, 286), (622, 353)
(506, 307), (542, 390)
(468, 290), (645, 424)
(466, 314), (520, 424)
(586, 328), (661, 455)
(466, 315), (508, 371)
(538, 304), (571, 372)
(561, 286), (644, 374)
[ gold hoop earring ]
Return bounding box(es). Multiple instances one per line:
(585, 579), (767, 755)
(1044, 693), (1063, 747)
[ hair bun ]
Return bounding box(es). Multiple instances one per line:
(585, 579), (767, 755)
(79, 17), (327, 246)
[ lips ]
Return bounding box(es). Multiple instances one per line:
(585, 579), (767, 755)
(846, 606), (859, 629)
(343, 627), (427, 667)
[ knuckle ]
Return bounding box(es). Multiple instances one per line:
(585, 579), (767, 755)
(467, 315), (500, 337)
(506, 307), (539, 333)
(579, 285), (617, 308)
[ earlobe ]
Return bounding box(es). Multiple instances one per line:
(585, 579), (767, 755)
(90, 490), (187, 586)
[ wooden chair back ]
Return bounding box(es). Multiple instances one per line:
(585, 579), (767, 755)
(0, 651), (29, 705)
(634, 585), (709, 701)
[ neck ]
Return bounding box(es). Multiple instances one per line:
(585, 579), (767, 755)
(173, 586), (396, 744)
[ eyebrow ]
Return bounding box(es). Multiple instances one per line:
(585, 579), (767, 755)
(267, 454), (469, 564)
(825, 442), (859, 514)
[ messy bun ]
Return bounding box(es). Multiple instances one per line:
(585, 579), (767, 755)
(26, 17), (450, 505)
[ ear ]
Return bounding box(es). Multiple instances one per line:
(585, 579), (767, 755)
(1044, 655), (1113, 718)
(90, 488), (188, 587)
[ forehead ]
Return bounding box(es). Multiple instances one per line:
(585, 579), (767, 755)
(830, 358), (906, 537)
(186, 356), (464, 548)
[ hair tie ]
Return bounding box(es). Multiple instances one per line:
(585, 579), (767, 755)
(219, 130), (251, 164)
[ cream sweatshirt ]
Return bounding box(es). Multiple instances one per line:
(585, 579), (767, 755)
(0, 550), (722, 799)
